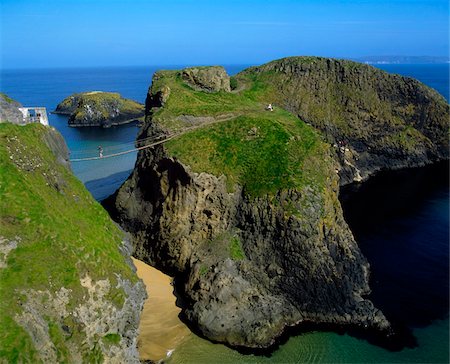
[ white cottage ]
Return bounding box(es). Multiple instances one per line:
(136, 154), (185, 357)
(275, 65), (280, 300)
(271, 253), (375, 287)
(18, 107), (49, 126)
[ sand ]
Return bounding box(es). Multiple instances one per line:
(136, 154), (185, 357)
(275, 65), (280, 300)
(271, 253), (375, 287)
(132, 257), (191, 362)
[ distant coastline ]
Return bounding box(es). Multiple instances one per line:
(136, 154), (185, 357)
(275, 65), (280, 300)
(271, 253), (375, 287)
(353, 55), (450, 64)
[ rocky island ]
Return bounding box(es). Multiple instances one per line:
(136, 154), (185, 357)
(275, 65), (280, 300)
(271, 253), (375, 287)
(105, 57), (449, 350)
(0, 111), (146, 362)
(54, 91), (144, 128)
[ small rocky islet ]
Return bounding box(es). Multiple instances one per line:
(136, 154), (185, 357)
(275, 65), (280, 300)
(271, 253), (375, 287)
(54, 91), (144, 128)
(0, 56), (448, 361)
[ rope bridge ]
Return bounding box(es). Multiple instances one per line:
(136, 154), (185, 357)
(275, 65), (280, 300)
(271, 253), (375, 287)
(69, 113), (239, 162)
(69, 133), (177, 162)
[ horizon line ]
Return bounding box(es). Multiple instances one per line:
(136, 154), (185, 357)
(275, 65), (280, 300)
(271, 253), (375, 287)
(1, 55), (449, 71)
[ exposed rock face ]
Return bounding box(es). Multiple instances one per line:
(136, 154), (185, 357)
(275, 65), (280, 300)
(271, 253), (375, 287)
(14, 244), (146, 363)
(54, 93), (80, 115)
(55, 91), (145, 128)
(106, 146), (389, 349)
(239, 57), (449, 185)
(181, 66), (231, 92)
(145, 74), (171, 111)
(0, 93), (24, 124)
(42, 126), (71, 170)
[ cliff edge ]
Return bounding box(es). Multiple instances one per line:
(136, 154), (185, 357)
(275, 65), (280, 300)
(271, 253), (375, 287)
(106, 57), (448, 350)
(0, 123), (146, 362)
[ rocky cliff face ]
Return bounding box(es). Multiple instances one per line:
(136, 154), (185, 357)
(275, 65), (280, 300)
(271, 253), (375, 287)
(103, 63), (402, 350)
(105, 58), (448, 350)
(238, 57), (449, 185)
(55, 91), (145, 128)
(0, 93), (24, 124)
(0, 123), (146, 362)
(106, 152), (389, 349)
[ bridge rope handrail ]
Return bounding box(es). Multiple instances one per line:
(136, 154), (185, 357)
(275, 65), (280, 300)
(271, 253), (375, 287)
(68, 133), (169, 157)
(69, 113), (240, 162)
(69, 133), (178, 162)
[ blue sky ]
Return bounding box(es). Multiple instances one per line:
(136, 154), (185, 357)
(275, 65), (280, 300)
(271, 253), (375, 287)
(1, 0), (448, 68)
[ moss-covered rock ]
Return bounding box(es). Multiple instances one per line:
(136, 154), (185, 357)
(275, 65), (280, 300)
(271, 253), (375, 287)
(55, 91), (144, 128)
(181, 66), (231, 92)
(0, 123), (146, 362)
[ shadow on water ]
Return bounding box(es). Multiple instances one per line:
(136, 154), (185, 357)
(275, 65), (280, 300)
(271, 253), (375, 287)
(85, 169), (133, 201)
(340, 161), (449, 338)
(158, 161), (449, 358)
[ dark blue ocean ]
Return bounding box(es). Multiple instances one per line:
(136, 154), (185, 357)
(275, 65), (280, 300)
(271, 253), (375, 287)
(1, 63), (448, 363)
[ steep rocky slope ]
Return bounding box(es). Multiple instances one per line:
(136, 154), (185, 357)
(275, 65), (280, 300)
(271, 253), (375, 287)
(55, 91), (144, 127)
(236, 57), (449, 184)
(0, 93), (24, 125)
(0, 123), (146, 362)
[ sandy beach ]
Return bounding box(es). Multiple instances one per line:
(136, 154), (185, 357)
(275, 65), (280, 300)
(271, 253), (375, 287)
(132, 258), (191, 362)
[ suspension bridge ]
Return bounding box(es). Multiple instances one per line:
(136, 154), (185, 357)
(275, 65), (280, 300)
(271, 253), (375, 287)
(68, 132), (179, 201)
(69, 132), (177, 162)
(68, 113), (239, 163)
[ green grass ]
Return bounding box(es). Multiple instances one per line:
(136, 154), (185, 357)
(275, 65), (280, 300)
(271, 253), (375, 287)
(0, 123), (137, 362)
(103, 333), (121, 346)
(72, 92), (144, 121)
(229, 237), (245, 260)
(153, 69), (332, 198)
(380, 125), (431, 153)
(48, 321), (71, 363)
(229, 77), (238, 90)
(199, 265), (209, 276)
(0, 92), (16, 104)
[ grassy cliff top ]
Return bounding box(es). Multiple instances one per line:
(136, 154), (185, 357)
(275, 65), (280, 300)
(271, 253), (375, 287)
(237, 56), (449, 149)
(0, 123), (138, 362)
(145, 56), (448, 194)
(147, 67), (334, 197)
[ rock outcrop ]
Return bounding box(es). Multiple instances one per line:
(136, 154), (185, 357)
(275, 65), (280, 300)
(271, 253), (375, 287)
(0, 123), (146, 362)
(105, 58), (448, 350)
(55, 91), (144, 128)
(0, 93), (24, 124)
(237, 57), (449, 185)
(181, 66), (231, 92)
(107, 154), (389, 348)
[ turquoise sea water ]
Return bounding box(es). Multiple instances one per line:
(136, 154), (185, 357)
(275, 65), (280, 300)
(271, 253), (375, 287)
(1, 63), (448, 363)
